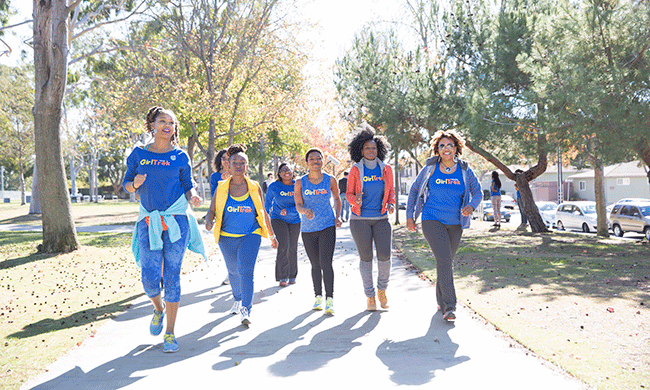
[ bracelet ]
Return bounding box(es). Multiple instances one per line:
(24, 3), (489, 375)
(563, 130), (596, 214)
(132, 182), (140, 191)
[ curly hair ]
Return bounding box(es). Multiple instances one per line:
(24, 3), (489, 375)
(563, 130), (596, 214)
(227, 143), (248, 162)
(212, 149), (227, 173)
(304, 148), (323, 162)
(429, 129), (466, 157)
(145, 106), (179, 145)
(275, 163), (293, 181)
(347, 123), (390, 162)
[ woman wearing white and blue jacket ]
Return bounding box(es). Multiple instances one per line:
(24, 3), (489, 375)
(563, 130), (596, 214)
(406, 130), (482, 322)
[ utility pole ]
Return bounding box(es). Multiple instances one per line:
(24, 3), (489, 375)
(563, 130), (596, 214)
(557, 146), (563, 203)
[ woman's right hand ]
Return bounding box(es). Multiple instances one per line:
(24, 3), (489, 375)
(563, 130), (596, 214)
(133, 174), (147, 189)
(355, 192), (363, 206)
(406, 218), (417, 232)
(304, 209), (315, 220)
(204, 211), (215, 231)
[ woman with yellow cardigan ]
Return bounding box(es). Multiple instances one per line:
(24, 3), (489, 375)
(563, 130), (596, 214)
(205, 144), (278, 325)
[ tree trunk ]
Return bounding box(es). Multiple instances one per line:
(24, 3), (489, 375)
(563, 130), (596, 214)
(33, 0), (78, 252)
(593, 161), (609, 237)
(515, 172), (548, 233)
(19, 153), (25, 205)
(29, 158), (41, 215)
(208, 118), (216, 178)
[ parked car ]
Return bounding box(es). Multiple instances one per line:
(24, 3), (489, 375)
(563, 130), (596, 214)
(482, 202), (511, 222)
(535, 201), (557, 228)
(554, 201), (597, 233)
(398, 195), (408, 210)
(500, 194), (517, 210)
(615, 198), (650, 205)
(609, 201), (650, 240)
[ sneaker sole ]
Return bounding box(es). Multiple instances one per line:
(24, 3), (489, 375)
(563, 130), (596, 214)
(313, 307), (323, 311)
(163, 347), (179, 353)
(443, 313), (456, 321)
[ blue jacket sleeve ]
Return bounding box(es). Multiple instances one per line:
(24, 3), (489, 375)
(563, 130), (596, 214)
(210, 173), (219, 197)
(264, 183), (273, 215)
(123, 149), (138, 192)
(406, 167), (427, 220)
(467, 167), (483, 209)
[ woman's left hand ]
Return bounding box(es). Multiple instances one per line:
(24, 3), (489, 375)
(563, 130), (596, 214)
(271, 237), (278, 249)
(280, 209), (287, 216)
(387, 204), (395, 214)
(461, 205), (474, 217)
(334, 217), (342, 228)
(191, 195), (203, 207)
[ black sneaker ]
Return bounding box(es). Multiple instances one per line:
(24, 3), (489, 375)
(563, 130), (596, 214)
(443, 310), (456, 321)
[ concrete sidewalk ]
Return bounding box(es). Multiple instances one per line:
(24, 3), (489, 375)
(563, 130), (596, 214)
(22, 225), (587, 389)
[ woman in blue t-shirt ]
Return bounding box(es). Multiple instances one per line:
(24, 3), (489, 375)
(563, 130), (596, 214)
(294, 148), (342, 315)
(123, 106), (205, 353)
(405, 130), (482, 322)
(210, 148), (230, 197)
(205, 144), (277, 325)
(265, 163), (301, 287)
(346, 124), (396, 312)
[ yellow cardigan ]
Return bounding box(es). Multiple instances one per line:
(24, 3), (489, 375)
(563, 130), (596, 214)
(213, 176), (269, 243)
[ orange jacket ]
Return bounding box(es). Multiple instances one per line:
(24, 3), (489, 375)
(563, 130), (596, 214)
(346, 160), (395, 217)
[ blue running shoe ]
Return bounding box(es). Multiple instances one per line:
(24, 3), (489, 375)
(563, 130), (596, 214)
(162, 332), (178, 353)
(325, 297), (334, 315)
(149, 309), (164, 336)
(312, 295), (323, 311)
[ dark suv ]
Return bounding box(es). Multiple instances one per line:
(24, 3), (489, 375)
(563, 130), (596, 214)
(609, 202), (650, 240)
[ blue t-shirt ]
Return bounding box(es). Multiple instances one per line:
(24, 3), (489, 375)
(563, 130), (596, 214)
(422, 163), (464, 225)
(210, 172), (223, 197)
(360, 165), (386, 218)
(221, 192), (260, 236)
(265, 181), (300, 224)
(300, 173), (335, 233)
(123, 146), (193, 212)
(490, 180), (501, 197)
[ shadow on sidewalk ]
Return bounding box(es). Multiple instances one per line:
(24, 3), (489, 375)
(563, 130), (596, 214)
(267, 311), (381, 377)
(376, 311), (469, 385)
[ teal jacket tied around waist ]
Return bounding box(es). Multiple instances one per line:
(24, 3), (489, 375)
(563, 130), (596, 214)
(131, 195), (207, 267)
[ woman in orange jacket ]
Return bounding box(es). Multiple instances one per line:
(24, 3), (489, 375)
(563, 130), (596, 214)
(346, 124), (395, 311)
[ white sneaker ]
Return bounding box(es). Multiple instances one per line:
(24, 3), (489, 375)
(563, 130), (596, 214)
(240, 306), (251, 325)
(230, 300), (241, 315)
(312, 295), (323, 311)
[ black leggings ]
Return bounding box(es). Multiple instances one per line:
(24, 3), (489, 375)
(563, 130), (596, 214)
(301, 226), (336, 298)
(271, 219), (301, 281)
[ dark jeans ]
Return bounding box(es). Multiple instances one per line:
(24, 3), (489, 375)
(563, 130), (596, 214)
(517, 198), (528, 225)
(421, 220), (462, 313)
(301, 226), (336, 298)
(271, 219), (301, 281)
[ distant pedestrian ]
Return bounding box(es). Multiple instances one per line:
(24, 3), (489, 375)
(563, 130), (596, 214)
(406, 130), (482, 322)
(339, 172), (350, 222)
(346, 124), (395, 311)
(294, 148), (342, 315)
(265, 163), (301, 287)
(205, 144), (278, 325)
(490, 171), (502, 227)
(208, 148), (232, 286)
(262, 173), (274, 194)
(124, 106), (206, 353)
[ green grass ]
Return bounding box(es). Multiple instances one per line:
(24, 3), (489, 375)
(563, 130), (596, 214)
(0, 231), (206, 390)
(394, 226), (650, 390)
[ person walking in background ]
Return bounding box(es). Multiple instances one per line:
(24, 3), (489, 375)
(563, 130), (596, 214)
(265, 163), (301, 287)
(346, 124), (395, 311)
(262, 173), (274, 194)
(490, 171), (502, 227)
(207, 148), (231, 286)
(294, 148), (342, 315)
(339, 171), (350, 222)
(205, 144), (278, 326)
(406, 130), (482, 322)
(124, 106), (206, 353)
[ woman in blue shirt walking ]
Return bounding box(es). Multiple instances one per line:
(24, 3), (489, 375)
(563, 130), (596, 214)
(265, 163), (301, 287)
(294, 148), (342, 314)
(123, 106), (205, 353)
(406, 130), (482, 322)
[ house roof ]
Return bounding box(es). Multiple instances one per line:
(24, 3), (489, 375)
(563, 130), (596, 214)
(567, 161), (649, 179)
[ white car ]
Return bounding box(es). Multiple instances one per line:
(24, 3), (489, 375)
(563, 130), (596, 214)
(535, 201), (557, 228)
(615, 198), (650, 204)
(554, 201), (597, 233)
(500, 194), (517, 210)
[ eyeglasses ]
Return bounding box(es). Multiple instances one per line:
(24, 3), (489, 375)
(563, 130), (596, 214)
(438, 143), (456, 149)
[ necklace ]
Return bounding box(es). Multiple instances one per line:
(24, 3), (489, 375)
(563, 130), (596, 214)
(442, 162), (455, 172)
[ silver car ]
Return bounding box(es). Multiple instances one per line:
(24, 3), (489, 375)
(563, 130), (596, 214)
(535, 201), (557, 228)
(554, 201), (597, 233)
(609, 202), (650, 240)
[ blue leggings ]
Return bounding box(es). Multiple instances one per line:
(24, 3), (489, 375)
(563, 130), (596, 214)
(218, 234), (261, 312)
(137, 215), (189, 303)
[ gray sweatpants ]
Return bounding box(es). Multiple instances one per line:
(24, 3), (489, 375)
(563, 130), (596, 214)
(421, 220), (463, 313)
(349, 218), (392, 297)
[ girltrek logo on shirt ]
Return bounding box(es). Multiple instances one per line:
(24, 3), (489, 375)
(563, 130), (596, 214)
(363, 175), (383, 182)
(435, 178), (462, 185)
(139, 158), (171, 167)
(227, 205), (253, 213)
(304, 189), (327, 196)
(280, 191), (294, 196)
